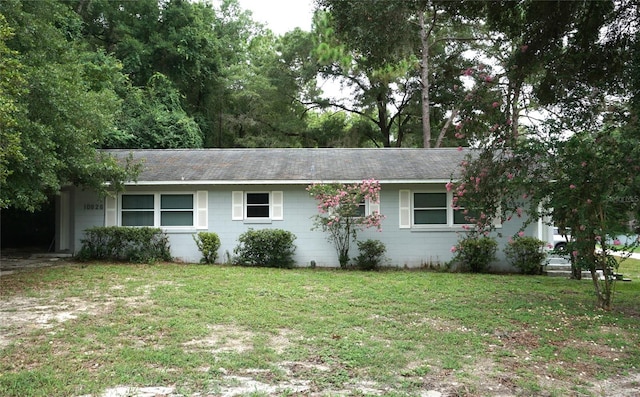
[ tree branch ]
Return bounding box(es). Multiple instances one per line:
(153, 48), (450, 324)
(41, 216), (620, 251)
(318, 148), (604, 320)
(435, 108), (459, 148)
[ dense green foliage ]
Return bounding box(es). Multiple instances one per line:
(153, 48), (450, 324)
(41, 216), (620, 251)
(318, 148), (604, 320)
(233, 228), (297, 268)
(504, 236), (547, 275)
(1, 0), (637, 211)
(450, 235), (498, 273)
(78, 226), (171, 263)
(354, 239), (387, 271)
(193, 231), (221, 264)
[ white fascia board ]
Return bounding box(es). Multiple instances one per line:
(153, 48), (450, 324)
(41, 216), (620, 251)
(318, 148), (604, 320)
(122, 179), (454, 186)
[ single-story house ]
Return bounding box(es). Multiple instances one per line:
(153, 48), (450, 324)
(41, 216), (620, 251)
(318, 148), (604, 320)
(55, 148), (554, 270)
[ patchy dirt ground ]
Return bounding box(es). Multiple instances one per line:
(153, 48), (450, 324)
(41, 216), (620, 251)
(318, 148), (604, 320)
(1, 261), (639, 397)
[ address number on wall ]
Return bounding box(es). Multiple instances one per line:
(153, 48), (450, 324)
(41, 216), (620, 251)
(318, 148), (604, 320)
(83, 203), (104, 211)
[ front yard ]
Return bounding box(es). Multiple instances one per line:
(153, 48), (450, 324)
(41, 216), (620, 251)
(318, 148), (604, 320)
(1, 259), (639, 396)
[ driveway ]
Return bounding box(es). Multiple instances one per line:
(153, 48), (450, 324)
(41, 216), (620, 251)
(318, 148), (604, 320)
(0, 250), (72, 276)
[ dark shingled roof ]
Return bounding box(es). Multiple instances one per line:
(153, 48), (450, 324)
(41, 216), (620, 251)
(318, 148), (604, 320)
(103, 148), (469, 185)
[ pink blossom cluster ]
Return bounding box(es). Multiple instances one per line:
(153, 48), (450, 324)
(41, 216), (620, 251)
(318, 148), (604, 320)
(307, 180), (385, 231)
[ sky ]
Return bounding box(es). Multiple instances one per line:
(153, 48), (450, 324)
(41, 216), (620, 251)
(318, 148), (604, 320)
(237, 0), (315, 35)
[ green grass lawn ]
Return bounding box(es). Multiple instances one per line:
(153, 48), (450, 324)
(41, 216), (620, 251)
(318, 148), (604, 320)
(1, 261), (639, 397)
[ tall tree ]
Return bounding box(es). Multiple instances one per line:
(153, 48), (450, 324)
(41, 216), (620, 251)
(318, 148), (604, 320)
(315, 0), (489, 148)
(450, 0), (639, 309)
(0, 13), (26, 201)
(0, 0), (137, 210)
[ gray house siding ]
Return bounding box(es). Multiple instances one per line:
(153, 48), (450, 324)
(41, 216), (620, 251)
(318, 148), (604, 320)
(69, 182), (540, 271)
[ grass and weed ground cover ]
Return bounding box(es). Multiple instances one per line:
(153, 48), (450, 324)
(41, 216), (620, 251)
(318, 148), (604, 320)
(1, 259), (639, 397)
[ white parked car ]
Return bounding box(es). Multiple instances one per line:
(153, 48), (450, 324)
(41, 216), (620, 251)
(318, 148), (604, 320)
(553, 227), (571, 251)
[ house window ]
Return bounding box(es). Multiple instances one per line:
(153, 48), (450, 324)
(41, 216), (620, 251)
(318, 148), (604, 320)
(160, 194), (194, 226)
(413, 193), (447, 225)
(453, 207), (479, 225)
(246, 192), (270, 218)
(232, 191), (283, 221)
(399, 189), (490, 229)
(120, 193), (194, 227)
(355, 199), (366, 217)
(121, 194), (154, 226)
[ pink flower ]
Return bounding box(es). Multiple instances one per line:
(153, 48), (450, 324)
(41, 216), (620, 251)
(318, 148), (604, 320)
(572, 250), (578, 258)
(581, 161), (587, 167)
(450, 246), (457, 253)
(457, 146), (463, 152)
(569, 184), (576, 189)
(595, 235), (602, 241)
(456, 123), (463, 130)
(507, 173), (514, 180)
(445, 182), (454, 192)
(613, 239), (621, 246)
(518, 231), (525, 237)
(463, 68), (473, 76)
(547, 243), (553, 249)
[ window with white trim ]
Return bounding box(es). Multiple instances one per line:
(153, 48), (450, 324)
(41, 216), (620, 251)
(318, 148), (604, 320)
(246, 192), (270, 218)
(399, 189), (490, 229)
(232, 191), (283, 221)
(122, 194), (154, 226)
(355, 199), (367, 217)
(113, 192), (208, 229)
(413, 193), (447, 225)
(160, 194), (194, 226)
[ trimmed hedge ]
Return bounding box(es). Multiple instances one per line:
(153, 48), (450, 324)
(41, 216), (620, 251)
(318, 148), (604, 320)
(78, 226), (171, 263)
(233, 228), (297, 268)
(504, 236), (547, 275)
(451, 235), (498, 273)
(193, 231), (221, 264)
(354, 239), (387, 270)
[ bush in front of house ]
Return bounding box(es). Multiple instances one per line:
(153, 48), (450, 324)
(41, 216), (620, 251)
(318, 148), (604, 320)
(354, 239), (387, 270)
(78, 226), (171, 263)
(193, 231), (221, 264)
(504, 236), (547, 275)
(233, 228), (297, 268)
(451, 235), (497, 273)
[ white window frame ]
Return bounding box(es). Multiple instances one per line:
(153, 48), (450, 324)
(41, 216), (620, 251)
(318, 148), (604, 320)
(412, 191), (448, 226)
(399, 188), (495, 230)
(232, 190), (283, 222)
(116, 192), (205, 229)
(245, 191), (271, 220)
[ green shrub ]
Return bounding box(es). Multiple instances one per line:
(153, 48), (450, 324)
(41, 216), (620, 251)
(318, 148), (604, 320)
(78, 226), (171, 263)
(504, 236), (547, 274)
(451, 235), (497, 273)
(233, 228), (297, 268)
(354, 239), (387, 270)
(193, 232), (221, 264)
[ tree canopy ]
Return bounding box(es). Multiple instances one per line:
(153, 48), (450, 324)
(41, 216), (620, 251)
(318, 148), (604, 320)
(0, 0), (637, 214)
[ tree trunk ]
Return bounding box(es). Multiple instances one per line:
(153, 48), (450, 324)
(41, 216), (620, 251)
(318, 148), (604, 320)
(419, 11), (431, 148)
(434, 108), (459, 148)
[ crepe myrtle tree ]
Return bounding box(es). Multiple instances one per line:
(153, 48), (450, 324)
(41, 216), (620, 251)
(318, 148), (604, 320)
(307, 179), (385, 267)
(449, 106), (639, 310)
